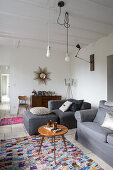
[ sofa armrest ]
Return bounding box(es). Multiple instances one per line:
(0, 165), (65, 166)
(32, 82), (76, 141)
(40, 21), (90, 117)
(75, 109), (98, 122)
(48, 100), (66, 110)
(81, 102), (91, 110)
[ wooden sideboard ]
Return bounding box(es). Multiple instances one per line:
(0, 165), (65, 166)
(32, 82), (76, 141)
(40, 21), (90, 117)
(30, 95), (61, 108)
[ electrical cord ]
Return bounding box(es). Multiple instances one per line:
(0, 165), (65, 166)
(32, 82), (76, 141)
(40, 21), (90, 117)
(57, 7), (70, 28)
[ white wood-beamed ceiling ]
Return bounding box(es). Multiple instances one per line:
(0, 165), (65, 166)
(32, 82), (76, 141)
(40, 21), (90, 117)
(0, 0), (113, 48)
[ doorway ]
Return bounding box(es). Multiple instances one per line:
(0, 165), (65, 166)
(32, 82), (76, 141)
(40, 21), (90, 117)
(1, 74), (10, 102)
(0, 65), (10, 119)
(107, 55), (113, 101)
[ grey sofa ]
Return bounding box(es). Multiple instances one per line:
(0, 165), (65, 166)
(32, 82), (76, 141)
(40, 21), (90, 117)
(75, 100), (113, 168)
(23, 111), (58, 135)
(48, 99), (91, 129)
(23, 99), (91, 135)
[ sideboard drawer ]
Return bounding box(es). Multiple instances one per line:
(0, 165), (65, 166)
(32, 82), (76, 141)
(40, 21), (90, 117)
(30, 96), (61, 108)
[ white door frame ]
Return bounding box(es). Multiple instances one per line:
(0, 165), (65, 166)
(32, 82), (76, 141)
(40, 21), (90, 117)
(1, 74), (10, 101)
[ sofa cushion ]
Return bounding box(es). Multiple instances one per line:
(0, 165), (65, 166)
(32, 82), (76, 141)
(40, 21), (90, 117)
(105, 101), (113, 107)
(59, 101), (72, 112)
(68, 103), (80, 112)
(53, 109), (75, 129)
(102, 113), (113, 130)
(94, 100), (113, 125)
(30, 107), (51, 115)
(68, 99), (83, 109)
(107, 134), (113, 146)
(80, 122), (113, 142)
(53, 109), (74, 120)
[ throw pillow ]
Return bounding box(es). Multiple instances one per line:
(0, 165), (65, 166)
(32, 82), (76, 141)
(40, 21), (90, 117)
(68, 99), (83, 112)
(68, 103), (80, 112)
(30, 107), (51, 115)
(104, 101), (113, 107)
(101, 112), (113, 130)
(59, 101), (72, 112)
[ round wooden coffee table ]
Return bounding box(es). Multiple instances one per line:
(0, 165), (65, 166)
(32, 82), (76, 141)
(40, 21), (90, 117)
(38, 124), (68, 162)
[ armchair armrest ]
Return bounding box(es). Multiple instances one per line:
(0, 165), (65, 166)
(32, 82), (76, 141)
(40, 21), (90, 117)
(48, 100), (66, 110)
(75, 109), (98, 122)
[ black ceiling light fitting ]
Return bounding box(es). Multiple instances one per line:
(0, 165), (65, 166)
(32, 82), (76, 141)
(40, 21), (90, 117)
(57, 1), (95, 70)
(75, 44), (81, 58)
(75, 44), (95, 71)
(57, 1), (70, 62)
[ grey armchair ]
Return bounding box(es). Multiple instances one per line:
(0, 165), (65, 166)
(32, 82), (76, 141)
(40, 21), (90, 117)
(75, 100), (113, 168)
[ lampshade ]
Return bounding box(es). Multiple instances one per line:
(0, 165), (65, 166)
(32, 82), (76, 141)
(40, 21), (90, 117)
(65, 53), (70, 62)
(46, 45), (51, 57)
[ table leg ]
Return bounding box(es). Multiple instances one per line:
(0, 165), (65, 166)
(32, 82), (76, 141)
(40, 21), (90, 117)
(62, 134), (67, 151)
(38, 135), (44, 155)
(54, 136), (56, 162)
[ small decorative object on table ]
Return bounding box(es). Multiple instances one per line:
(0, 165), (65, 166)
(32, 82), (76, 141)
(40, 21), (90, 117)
(45, 122), (61, 133)
(47, 120), (52, 127)
(53, 122), (57, 130)
(32, 90), (37, 96)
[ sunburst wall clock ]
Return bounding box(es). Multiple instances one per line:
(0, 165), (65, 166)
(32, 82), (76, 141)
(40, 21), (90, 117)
(34, 67), (51, 85)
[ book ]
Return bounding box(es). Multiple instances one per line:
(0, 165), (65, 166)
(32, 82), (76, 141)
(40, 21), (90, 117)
(44, 126), (62, 133)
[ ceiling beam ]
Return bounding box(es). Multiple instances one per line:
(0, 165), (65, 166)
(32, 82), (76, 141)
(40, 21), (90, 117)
(0, 32), (78, 47)
(87, 0), (113, 10)
(0, 11), (112, 36)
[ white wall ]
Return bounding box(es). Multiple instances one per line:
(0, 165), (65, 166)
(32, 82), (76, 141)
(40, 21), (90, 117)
(0, 46), (70, 114)
(1, 32), (113, 112)
(0, 66), (10, 101)
(71, 33), (113, 107)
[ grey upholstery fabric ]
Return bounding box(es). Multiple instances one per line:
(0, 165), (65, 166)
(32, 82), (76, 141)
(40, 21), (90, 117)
(94, 100), (113, 124)
(48, 99), (91, 111)
(23, 111), (58, 135)
(48, 100), (66, 110)
(48, 99), (91, 129)
(53, 109), (76, 129)
(107, 134), (113, 146)
(81, 102), (91, 110)
(75, 100), (113, 167)
(76, 122), (113, 168)
(75, 109), (98, 122)
(78, 122), (113, 142)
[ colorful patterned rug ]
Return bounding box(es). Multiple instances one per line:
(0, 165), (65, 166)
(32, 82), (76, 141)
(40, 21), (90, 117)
(0, 117), (23, 126)
(0, 135), (103, 170)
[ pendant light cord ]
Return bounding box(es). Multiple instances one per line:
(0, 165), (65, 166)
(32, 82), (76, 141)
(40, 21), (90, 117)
(48, 7), (50, 46)
(67, 26), (68, 53)
(48, 22), (49, 46)
(57, 8), (70, 28)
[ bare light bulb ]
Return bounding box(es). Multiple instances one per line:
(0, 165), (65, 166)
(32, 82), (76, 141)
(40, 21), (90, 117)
(65, 53), (70, 62)
(46, 45), (51, 57)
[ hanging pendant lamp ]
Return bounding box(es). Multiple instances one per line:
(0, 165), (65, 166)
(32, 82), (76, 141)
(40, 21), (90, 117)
(65, 16), (70, 62)
(46, 8), (51, 58)
(57, 2), (70, 62)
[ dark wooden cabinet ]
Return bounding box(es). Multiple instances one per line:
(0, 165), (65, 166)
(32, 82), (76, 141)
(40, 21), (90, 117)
(30, 95), (61, 108)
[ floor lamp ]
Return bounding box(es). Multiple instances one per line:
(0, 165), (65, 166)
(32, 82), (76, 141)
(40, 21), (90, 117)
(65, 78), (74, 99)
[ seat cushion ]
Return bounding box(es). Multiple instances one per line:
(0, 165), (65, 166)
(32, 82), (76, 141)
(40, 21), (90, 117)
(53, 109), (76, 129)
(80, 122), (113, 142)
(107, 134), (113, 146)
(53, 109), (74, 120)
